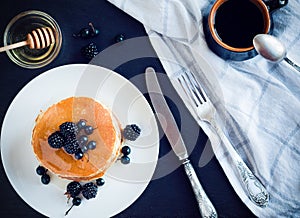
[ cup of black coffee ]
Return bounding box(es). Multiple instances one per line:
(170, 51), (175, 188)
(203, 0), (288, 61)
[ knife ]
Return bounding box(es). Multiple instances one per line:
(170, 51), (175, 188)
(145, 67), (218, 218)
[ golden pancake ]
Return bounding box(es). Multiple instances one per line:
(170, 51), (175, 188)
(32, 97), (122, 181)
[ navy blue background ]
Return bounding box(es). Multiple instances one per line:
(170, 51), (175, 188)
(0, 0), (255, 217)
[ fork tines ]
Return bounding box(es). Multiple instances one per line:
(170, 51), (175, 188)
(178, 71), (207, 106)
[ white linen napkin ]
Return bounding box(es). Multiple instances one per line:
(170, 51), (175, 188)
(107, 0), (300, 217)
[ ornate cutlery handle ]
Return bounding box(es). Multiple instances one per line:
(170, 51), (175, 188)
(183, 159), (218, 218)
(212, 121), (269, 207)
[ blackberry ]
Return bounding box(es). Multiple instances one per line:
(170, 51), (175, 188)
(59, 122), (78, 137)
(64, 135), (79, 154)
(122, 124), (141, 141)
(48, 131), (65, 149)
(81, 42), (99, 59)
(66, 181), (82, 198)
(82, 182), (98, 200)
(131, 124), (141, 134)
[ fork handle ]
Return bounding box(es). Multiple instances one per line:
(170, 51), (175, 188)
(211, 121), (269, 207)
(183, 159), (218, 218)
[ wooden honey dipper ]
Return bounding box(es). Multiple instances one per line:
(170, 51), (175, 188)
(0, 27), (55, 53)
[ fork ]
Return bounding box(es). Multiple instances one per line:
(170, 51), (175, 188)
(178, 71), (269, 208)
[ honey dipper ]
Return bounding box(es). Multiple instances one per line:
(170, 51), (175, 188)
(0, 27), (55, 53)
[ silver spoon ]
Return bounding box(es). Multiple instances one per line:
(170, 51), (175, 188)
(253, 34), (300, 72)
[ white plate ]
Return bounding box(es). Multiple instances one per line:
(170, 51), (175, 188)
(0, 64), (159, 218)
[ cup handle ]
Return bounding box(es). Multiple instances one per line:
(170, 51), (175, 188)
(263, 0), (288, 13)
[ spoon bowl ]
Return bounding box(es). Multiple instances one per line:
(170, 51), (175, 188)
(253, 34), (287, 63)
(253, 34), (300, 72)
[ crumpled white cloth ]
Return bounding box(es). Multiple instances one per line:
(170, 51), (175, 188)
(107, 0), (300, 217)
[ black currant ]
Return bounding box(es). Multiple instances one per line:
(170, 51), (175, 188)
(80, 145), (88, 153)
(121, 155), (130, 165)
(36, 166), (46, 176)
(77, 119), (87, 130)
(96, 178), (105, 186)
(74, 149), (84, 160)
(88, 22), (100, 37)
(65, 197), (82, 216)
(84, 126), (94, 135)
(41, 173), (50, 185)
(78, 135), (88, 146)
(121, 146), (131, 156)
(80, 28), (90, 38)
(72, 197), (82, 206)
(87, 141), (96, 150)
(115, 34), (125, 43)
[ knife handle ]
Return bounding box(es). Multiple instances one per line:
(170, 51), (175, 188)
(183, 159), (218, 218)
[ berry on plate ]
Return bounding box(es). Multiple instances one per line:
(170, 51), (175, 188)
(41, 173), (50, 185)
(121, 146), (131, 156)
(122, 124), (141, 141)
(82, 182), (98, 200)
(96, 178), (105, 186)
(65, 197), (82, 215)
(121, 155), (130, 165)
(36, 166), (46, 176)
(66, 181), (82, 198)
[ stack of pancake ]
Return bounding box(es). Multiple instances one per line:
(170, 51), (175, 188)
(32, 97), (122, 181)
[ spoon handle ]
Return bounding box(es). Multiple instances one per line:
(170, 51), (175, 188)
(284, 57), (300, 73)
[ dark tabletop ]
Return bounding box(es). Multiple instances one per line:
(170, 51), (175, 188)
(0, 0), (255, 217)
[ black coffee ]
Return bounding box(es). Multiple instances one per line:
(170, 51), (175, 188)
(214, 0), (265, 48)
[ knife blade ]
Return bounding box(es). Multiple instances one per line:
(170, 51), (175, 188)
(145, 67), (218, 218)
(145, 69), (188, 160)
